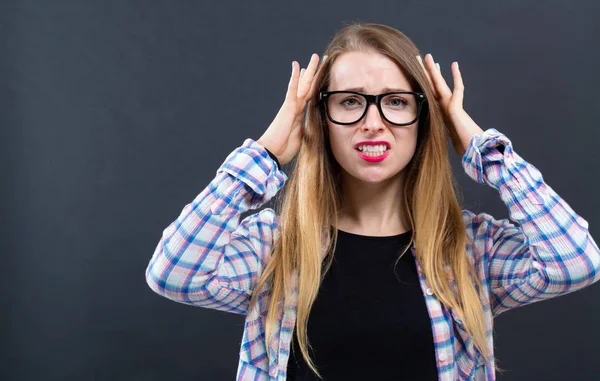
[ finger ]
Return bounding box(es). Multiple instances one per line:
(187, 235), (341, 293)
(286, 61), (299, 102)
(307, 55), (328, 100)
(425, 54), (452, 98)
(416, 55), (434, 88)
(297, 54), (318, 98)
(416, 55), (437, 99)
(297, 53), (320, 98)
(451, 62), (464, 106)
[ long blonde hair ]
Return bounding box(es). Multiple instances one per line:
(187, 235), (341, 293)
(249, 22), (496, 378)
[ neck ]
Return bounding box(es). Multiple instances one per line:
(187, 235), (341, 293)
(335, 170), (409, 237)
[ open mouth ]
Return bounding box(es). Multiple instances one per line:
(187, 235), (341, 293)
(355, 147), (390, 162)
(355, 147), (389, 157)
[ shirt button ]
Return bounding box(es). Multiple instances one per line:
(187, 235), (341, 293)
(426, 288), (433, 296)
(439, 351), (447, 361)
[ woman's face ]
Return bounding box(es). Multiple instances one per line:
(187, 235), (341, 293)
(325, 51), (419, 184)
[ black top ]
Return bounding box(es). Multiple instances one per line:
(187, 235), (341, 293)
(286, 228), (438, 381)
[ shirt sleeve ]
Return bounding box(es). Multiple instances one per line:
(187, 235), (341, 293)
(145, 138), (287, 315)
(461, 128), (600, 317)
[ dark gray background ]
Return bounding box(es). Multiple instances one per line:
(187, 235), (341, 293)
(1, 0), (599, 380)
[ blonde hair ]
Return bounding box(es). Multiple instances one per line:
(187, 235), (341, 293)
(249, 22), (498, 378)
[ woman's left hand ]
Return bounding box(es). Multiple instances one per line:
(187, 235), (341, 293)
(417, 53), (484, 158)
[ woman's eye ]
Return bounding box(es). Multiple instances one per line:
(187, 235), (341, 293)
(341, 98), (361, 107)
(388, 98), (408, 107)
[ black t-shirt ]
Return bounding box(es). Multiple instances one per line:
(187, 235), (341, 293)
(286, 228), (438, 380)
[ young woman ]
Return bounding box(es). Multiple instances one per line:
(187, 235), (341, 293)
(145, 23), (600, 381)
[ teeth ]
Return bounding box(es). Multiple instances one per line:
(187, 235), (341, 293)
(362, 150), (386, 157)
(358, 144), (388, 153)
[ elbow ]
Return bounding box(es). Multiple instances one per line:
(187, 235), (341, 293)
(574, 234), (600, 285)
(582, 237), (600, 285)
(144, 252), (186, 302)
(144, 240), (195, 302)
(145, 260), (251, 315)
(571, 219), (600, 284)
(145, 258), (216, 305)
(546, 238), (600, 291)
(145, 261), (169, 298)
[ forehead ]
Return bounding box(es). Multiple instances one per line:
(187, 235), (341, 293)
(328, 51), (412, 92)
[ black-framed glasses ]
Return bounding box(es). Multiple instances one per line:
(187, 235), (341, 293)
(319, 90), (427, 126)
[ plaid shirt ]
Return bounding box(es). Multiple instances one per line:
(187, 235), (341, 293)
(146, 128), (600, 380)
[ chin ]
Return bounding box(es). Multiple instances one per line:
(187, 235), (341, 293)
(352, 168), (394, 183)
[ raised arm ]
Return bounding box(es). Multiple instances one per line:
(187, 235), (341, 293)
(145, 53), (326, 315)
(462, 129), (600, 317)
(145, 139), (287, 314)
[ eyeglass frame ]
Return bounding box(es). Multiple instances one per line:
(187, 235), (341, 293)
(318, 90), (427, 126)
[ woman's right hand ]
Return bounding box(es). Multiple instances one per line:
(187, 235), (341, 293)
(257, 53), (327, 166)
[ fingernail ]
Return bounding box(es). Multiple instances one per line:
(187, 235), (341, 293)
(456, 62), (459, 69)
(428, 53), (434, 62)
(436, 63), (440, 70)
(322, 55), (328, 62)
(416, 55), (422, 64)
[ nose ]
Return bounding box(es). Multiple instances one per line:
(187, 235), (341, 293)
(361, 103), (385, 133)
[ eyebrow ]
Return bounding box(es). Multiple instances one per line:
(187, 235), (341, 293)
(338, 86), (412, 93)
